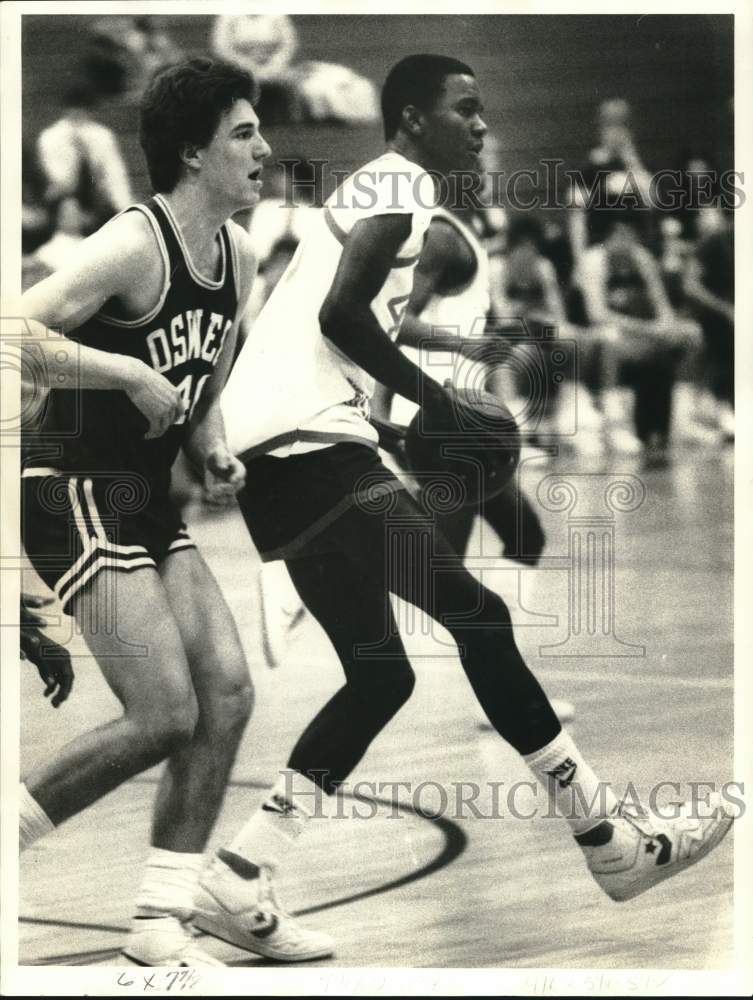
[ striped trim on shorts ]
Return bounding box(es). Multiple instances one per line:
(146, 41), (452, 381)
(22, 469), (196, 613)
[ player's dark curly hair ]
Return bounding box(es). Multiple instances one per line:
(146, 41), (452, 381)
(381, 54), (474, 141)
(140, 57), (259, 193)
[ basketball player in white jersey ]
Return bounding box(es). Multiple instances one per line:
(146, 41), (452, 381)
(377, 202), (574, 726)
(199, 55), (733, 957)
(16, 58), (332, 967)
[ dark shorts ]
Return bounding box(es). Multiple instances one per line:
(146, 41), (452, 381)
(238, 442), (407, 562)
(22, 470), (195, 614)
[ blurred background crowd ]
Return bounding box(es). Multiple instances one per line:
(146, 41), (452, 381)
(21, 14), (735, 468)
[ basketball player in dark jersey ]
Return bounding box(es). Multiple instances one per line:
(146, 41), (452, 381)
(195, 55), (733, 956)
(18, 57), (329, 966)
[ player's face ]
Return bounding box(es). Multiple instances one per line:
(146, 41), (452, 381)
(199, 98), (271, 210)
(419, 74), (487, 177)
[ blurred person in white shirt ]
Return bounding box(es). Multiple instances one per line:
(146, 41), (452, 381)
(36, 84), (132, 235)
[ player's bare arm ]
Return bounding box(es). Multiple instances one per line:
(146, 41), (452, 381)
(398, 218), (480, 357)
(319, 213), (448, 412)
(183, 223), (257, 503)
(18, 211), (185, 437)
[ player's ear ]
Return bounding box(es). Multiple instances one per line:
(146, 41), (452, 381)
(401, 104), (425, 137)
(180, 142), (203, 173)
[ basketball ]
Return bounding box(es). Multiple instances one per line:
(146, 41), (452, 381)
(405, 385), (521, 507)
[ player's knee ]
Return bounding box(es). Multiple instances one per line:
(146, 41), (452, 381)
(372, 663), (416, 714)
(137, 691), (200, 755)
(351, 661), (415, 718)
(520, 518), (546, 565)
(448, 587), (514, 638)
(204, 674), (255, 737)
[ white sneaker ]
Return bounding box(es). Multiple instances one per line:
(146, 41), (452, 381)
(580, 792), (734, 902)
(193, 862), (335, 962)
(122, 914), (225, 967)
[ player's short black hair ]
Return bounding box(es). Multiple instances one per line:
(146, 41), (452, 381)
(140, 57), (259, 193)
(381, 54), (475, 141)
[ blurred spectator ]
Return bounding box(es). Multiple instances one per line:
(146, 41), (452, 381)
(670, 151), (727, 243)
(211, 15), (378, 126)
(36, 85), (132, 236)
(34, 198), (87, 274)
(83, 16), (182, 98)
(130, 16), (184, 93)
(490, 213), (603, 453)
(574, 211), (705, 464)
(80, 19), (132, 97)
(212, 15), (301, 125)
(213, 15), (298, 83)
(290, 60), (379, 125)
(22, 141), (53, 256)
(684, 207), (734, 439)
(569, 98), (655, 262)
(540, 216), (574, 290)
(492, 213), (567, 328)
(22, 142), (55, 291)
(475, 133), (507, 247)
(659, 216), (694, 311)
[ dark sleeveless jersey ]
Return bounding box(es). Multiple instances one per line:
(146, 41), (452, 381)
(23, 194), (240, 495)
(605, 248), (655, 321)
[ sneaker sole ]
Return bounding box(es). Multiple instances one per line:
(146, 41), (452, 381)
(607, 810), (734, 902)
(192, 912), (335, 962)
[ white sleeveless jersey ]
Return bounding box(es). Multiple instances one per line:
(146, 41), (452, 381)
(391, 209), (491, 426)
(222, 150), (437, 458)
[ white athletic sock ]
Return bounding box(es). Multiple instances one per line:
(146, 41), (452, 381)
(134, 848), (204, 921)
(221, 770), (322, 873)
(524, 730), (618, 836)
(19, 784), (54, 851)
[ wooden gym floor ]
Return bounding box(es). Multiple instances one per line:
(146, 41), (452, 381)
(18, 444), (735, 969)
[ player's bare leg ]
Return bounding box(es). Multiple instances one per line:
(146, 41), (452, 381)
(149, 547), (253, 853)
(21, 569), (200, 826)
(19, 565), (250, 966)
(125, 549), (253, 965)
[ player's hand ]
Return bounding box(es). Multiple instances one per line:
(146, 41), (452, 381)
(20, 595), (74, 708)
(124, 360), (187, 439)
(203, 445), (246, 506)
